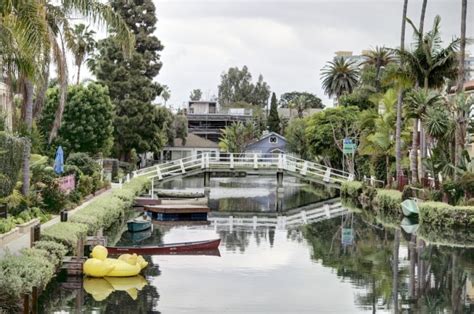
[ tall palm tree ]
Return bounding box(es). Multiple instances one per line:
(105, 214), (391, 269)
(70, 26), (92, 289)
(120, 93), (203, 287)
(405, 89), (443, 183)
(395, 0), (409, 181)
(362, 47), (395, 92)
(67, 23), (96, 85)
(398, 15), (460, 182)
(321, 56), (359, 102)
(419, 0), (428, 36)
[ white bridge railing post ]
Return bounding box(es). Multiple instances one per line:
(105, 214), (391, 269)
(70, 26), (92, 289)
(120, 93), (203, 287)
(230, 153), (234, 169)
(150, 179), (155, 199)
(156, 165), (163, 180)
(300, 161), (308, 176)
(253, 154), (258, 169)
(323, 168), (331, 183)
(179, 159), (186, 174)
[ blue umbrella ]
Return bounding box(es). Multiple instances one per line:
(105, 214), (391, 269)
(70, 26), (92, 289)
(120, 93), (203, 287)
(54, 146), (64, 175)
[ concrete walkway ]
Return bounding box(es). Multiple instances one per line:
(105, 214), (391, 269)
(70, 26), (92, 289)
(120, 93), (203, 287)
(0, 189), (112, 258)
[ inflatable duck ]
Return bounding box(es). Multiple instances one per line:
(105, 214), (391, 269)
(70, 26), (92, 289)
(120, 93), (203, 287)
(83, 245), (148, 277)
(84, 275), (147, 301)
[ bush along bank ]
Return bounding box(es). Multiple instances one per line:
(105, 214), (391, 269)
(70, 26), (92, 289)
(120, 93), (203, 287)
(419, 202), (474, 228)
(0, 176), (150, 310)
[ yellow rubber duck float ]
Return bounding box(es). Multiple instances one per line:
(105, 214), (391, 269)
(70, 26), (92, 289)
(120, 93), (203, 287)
(83, 245), (148, 277)
(83, 275), (148, 301)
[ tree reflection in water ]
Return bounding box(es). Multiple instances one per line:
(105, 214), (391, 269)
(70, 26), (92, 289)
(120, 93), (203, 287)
(303, 210), (474, 312)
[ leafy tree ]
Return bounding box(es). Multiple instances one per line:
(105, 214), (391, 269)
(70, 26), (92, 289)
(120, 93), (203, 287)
(279, 92), (324, 109)
(0, 133), (26, 198)
(290, 95), (314, 118)
(306, 106), (361, 173)
(267, 93), (280, 133)
(67, 24), (96, 85)
(174, 114), (188, 146)
(321, 56), (359, 101)
(338, 89), (376, 111)
(218, 66), (271, 107)
(285, 118), (309, 159)
(189, 89), (202, 101)
(39, 83), (114, 156)
(219, 121), (258, 153)
(92, 0), (167, 161)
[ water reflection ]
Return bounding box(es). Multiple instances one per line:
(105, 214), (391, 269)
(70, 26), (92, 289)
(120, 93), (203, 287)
(83, 275), (147, 301)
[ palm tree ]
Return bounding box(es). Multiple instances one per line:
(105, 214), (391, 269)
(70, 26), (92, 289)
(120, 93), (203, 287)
(397, 15), (460, 182)
(419, 0), (428, 36)
(289, 95), (310, 118)
(321, 56), (359, 102)
(395, 0), (409, 182)
(161, 85), (171, 106)
(67, 23), (96, 85)
(362, 47), (395, 92)
(405, 89), (443, 183)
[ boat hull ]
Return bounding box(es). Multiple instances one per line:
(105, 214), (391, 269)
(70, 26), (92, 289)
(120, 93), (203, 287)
(127, 220), (152, 232)
(401, 199), (419, 217)
(106, 239), (221, 255)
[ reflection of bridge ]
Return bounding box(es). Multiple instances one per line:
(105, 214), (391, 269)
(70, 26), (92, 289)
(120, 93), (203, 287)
(208, 200), (348, 231)
(133, 154), (355, 190)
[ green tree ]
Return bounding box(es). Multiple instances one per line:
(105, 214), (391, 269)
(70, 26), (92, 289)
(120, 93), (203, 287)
(338, 89), (376, 111)
(189, 89), (202, 101)
(92, 0), (166, 161)
(161, 85), (171, 106)
(321, 56), (359, 101)
(279, 92), (324, 109)
(267, 93), (280, 133)
(285, 118), (308, 159)
(174, 114), (188, 146)
(39, 83), (114, 156)
(67, 24), (96, 85)
(218, 66), (271, 107)
(219, 121), (258, 153)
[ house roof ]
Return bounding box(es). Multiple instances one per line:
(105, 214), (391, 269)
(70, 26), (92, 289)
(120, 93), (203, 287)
(171, 133), (219, 148)
(259, 132), (286, 142)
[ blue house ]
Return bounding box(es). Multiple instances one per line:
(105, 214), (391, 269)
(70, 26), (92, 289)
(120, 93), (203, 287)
(245, 132), (287, 155)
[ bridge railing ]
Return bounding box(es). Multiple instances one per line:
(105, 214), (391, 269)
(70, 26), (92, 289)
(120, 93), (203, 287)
(132, 153), (357, 186)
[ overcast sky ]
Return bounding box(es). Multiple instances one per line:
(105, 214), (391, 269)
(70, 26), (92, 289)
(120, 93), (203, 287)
(150, 0), (473, 108)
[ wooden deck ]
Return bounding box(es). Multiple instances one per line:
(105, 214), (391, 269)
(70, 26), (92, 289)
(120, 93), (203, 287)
(145, 204), (210, 214)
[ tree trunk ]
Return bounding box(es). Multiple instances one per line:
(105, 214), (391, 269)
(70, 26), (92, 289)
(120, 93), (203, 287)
(77, 64), (81, 85)
(22, 79), (34, 196)
(455, 0), (467, 171)
(395, 0), (409, 179)
(419, 0), (428, 36)
(410, 119), (419, 184)
(33, 58), (50, 119)
(49, 40), (68, 144)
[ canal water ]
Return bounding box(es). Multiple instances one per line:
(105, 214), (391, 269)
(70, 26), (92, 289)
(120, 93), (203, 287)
(38, 176), (474, 313)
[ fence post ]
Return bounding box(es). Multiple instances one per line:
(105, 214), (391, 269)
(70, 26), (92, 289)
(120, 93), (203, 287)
(32, 286), (38, 314)
(300, 161), (308, 176)
(156, 165), (163, 180)
(201, 154), (205, 169)
(151, 180), (155, 199)
(179, 159), (186, 174)
(23, 294), (30, 314)
(230, 153), (234, 169)
(253, 154), (258, 169)
(30, 224), (41, 248)
(323, 168), (331, 183)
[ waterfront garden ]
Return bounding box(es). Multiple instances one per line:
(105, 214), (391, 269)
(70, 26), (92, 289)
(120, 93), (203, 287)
(0, 0), (473, 312)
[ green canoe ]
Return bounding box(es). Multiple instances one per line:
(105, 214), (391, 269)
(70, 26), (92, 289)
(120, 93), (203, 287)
(401, 199), (419, 217)
(400, 217), (419, 234)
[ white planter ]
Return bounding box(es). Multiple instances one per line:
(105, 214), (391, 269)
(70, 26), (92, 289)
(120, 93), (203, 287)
(0, 227), (20, 246)
(17, 218), (40, 234)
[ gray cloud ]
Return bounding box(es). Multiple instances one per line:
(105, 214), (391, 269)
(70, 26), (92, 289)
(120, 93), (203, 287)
(154, 0), (474, 107)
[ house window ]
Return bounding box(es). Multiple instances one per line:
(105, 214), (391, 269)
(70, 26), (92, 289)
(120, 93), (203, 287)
(269, 136), (278, 144)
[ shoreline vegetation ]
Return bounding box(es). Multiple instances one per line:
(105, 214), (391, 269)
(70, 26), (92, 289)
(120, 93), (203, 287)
(341, 180), (474, 228)
(0, 176), (150, 311)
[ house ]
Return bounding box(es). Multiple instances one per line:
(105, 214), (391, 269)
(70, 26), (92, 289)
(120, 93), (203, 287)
(159, 133), (220, 161)
(186, 100), (254, 142)
(245, 132), (287, 155)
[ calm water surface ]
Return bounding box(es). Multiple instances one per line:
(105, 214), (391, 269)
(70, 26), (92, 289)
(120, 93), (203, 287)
(38, 177), (474, 313)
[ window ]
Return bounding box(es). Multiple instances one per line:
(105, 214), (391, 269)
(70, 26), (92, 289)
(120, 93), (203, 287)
(269, 136), (278, 144)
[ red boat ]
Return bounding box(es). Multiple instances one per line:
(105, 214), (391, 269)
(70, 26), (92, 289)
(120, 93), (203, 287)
(106, 238), (221, 255)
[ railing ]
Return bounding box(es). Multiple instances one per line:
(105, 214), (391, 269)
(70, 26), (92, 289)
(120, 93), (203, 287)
(132, 153), (358, 187)
(209, 202), (348, 230)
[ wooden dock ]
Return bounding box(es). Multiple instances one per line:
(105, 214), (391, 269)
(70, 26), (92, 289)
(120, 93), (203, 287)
(61, 257), (86, 276)
(145, 205), (210, 214)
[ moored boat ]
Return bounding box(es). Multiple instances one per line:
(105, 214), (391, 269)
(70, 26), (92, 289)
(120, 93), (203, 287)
(106, 238), (221, 255)
(401, 199), (419, 217)
(127, 218), (152, 232)
(400, 217), (419, 234)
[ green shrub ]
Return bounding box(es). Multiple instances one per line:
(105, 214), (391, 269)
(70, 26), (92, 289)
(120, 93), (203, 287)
(66, 152), (100, 176)
(341, 181), (363, 199)
(419, 201), (474, 228)
(0, 250), (55, 298)
(63, 164), (83, 184)
(77, 175), (94, 197)
(33, 240), (68, 265)
(0, 217), (16, 234)
(0, 132), (26, 198)
(41, 222), (88, 253)
(374, 189), (402, 215)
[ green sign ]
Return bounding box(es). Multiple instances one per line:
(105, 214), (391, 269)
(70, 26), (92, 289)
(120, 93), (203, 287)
(341, 228), (353, 245)
(342, 138), (357, 154)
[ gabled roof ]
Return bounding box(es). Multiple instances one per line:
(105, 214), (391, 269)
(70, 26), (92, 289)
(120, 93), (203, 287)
(170, 133), (219, 149)
(259, 132), (286, 142)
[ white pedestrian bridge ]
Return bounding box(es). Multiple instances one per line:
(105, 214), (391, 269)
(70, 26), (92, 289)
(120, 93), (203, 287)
(131, 153), (355, 189)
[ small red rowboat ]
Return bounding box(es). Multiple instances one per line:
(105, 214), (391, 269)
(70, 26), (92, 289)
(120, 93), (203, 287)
(106, 238), (221, 255)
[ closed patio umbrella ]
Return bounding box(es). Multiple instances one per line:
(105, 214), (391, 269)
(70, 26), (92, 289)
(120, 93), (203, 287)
(54, 146), (64, 175)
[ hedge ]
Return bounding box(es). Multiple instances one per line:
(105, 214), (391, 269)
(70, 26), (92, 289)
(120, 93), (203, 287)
(0, 241), (67, 301)
(373, 189), (402, 215)
(41, 222), (89, 253)
(419, 201), (474, 228)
